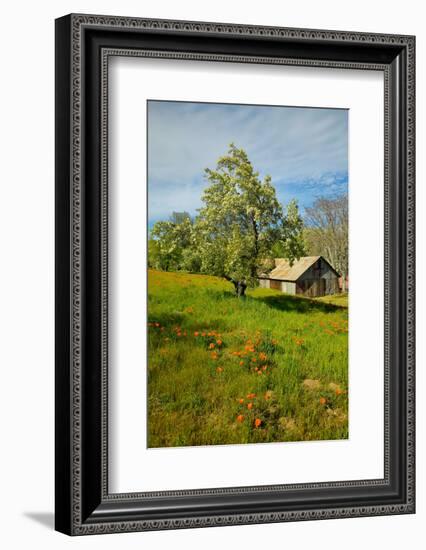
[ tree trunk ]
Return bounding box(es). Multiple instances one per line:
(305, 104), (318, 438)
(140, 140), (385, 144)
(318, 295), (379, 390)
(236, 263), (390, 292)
(233, 280), (247, 297)
(341, 272), (347, 292)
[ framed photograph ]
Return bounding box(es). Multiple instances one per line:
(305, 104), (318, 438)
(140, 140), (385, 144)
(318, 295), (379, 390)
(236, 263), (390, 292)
(55, 14), (415, 535)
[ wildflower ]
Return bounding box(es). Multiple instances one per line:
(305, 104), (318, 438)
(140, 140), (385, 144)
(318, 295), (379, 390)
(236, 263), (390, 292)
(239, 398), (244, 404)
(239, 361), (244, 366)
(254, 418), (262, 428)
(209, 343), (215, 349)
(257, 370), (262, 375)
(335, 388), (343, 396)
(319, 397), (327, 405)
(155, 322), (160, 327)
(247, 393), (256, 399)
(211, 352), (218, 360)
(216, 339), (222, 346)
(236, 415), (244, 423)
(247, 402), (253, 410)
(261, 365), (267, 371)
(259, 352), (267, 361)
(194, 331), (199, 337)
(216, 367), (223, 373)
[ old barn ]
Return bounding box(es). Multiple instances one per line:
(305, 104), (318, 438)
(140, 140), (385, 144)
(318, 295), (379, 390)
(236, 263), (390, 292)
(259, 256), (340, 297)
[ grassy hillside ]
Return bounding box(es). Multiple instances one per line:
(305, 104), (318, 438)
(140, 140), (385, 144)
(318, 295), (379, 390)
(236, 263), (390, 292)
(314, 292), (349, 308)
(147, 269), (348, 447)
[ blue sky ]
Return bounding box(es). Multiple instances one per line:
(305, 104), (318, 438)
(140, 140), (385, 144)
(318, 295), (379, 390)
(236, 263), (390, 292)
(147, 100), (348, 228)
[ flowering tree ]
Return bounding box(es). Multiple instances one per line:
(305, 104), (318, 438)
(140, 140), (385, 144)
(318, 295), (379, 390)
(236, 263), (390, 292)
(196, 144), (305, 296)
(149, 212), (194, 272)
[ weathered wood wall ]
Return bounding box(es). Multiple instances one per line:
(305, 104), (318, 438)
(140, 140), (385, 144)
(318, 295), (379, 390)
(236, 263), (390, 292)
(296, 258), (340, 297)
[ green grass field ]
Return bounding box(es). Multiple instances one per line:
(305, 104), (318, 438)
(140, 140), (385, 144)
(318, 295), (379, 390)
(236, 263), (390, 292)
(147, 269), (348, 447)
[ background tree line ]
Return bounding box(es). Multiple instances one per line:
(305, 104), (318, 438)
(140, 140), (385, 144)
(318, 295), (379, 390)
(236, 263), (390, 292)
(303, 195), (348, 291)
(148, 144), (348, 295)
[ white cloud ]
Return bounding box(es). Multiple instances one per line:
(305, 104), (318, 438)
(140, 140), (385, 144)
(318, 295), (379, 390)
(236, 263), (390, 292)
(148, 101), (348, 221)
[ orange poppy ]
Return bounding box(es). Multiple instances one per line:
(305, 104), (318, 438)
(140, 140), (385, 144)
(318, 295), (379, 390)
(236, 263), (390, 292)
(216, 367), (223, 373)
(247, 393), (256, 399)
(209, 343), (215, 349)
(239, 398), (244, 404)
(247, 402), (253, 410)
(254, 418), (262, 428)
(236, 415), (244, 423)
(216, 340), (222, 346)
(194, 331), (199, 337)
(319, 397), (327, 405)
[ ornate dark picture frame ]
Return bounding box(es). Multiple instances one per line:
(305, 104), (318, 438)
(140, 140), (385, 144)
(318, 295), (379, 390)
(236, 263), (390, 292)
(55, 14), (415, 535)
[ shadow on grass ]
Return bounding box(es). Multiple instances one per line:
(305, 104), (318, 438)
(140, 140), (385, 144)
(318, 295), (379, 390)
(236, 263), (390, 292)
(253, 293), (344, 314)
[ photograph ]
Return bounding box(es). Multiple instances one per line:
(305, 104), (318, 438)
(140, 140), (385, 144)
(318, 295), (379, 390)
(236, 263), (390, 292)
(147, 100), (349, 448)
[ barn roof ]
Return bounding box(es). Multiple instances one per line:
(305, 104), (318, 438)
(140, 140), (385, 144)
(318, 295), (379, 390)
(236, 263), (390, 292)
(267, 256), (320, 281)
(261, 255), (341, 282)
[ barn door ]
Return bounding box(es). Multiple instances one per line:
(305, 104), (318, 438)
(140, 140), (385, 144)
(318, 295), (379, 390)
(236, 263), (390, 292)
(270, 280), (281, 291)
